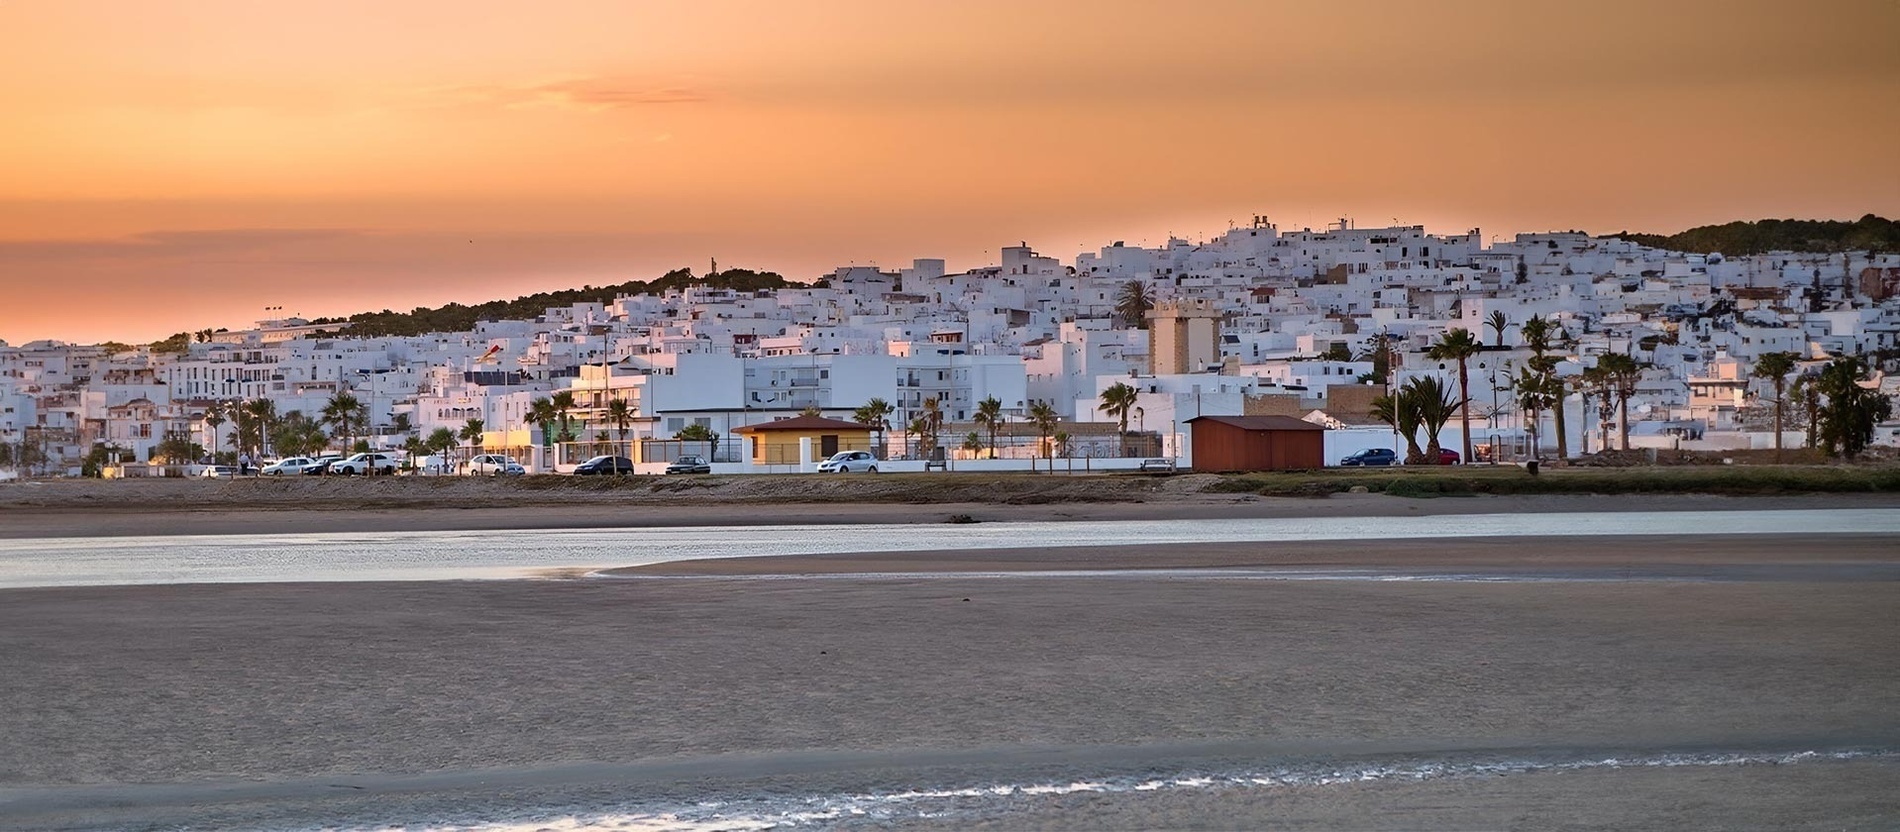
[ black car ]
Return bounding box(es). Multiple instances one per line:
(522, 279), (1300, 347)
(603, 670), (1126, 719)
(664, 455), (712, 475)
(1339, 448), (1397, 467)
(301, 455), (346, 475)
(573, 455), (635, 476)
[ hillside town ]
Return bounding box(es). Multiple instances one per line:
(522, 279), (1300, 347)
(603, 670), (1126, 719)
(5, 218), (1899, 477)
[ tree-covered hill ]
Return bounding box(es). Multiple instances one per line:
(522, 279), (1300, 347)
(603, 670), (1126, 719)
(1606, 214), (1898, 255)
(310, 267), (796, 338)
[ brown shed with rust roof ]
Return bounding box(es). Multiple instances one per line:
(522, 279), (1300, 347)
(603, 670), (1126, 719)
(1185, 415), (1326, 472)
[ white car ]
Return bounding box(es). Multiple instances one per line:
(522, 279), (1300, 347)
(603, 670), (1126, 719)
(816, 450), (879, 473)
(329, 452), (401, 476)
(462, 453), (526, 476)
(199, 465), (238, 478)
(261, 456), (321, 476)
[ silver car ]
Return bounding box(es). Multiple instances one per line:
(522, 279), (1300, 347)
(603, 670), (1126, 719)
(816, 450), (879, 473)
(261, 456), (320, 476)
(462, 453), (526, 476)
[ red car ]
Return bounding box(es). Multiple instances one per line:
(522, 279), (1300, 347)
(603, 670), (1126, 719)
(1436, 448), (1461, 465)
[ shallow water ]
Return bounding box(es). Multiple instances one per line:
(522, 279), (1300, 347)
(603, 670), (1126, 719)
(301, 747), (1900, 830)
(0, 508), (1895, 589)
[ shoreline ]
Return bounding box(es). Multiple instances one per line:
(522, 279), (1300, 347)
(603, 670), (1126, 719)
(3, 490), (1893, 539)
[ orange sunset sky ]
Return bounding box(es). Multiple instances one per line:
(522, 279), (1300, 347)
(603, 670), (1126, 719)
(2, 0), (1896, 344)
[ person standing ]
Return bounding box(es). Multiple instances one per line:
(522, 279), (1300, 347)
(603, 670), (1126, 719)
(237, 451), (251, 476)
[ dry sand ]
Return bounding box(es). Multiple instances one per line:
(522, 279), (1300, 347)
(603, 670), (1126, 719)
(2, 530), (1897, 829)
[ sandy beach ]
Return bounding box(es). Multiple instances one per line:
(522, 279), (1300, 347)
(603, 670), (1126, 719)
(2, 511), (1897, 829)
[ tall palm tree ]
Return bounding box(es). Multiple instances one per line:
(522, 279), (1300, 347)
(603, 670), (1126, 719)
(525, 397), (559, 457)
(459, 418), (485, 467)
(1581, 366), (1616, 452)
(605, 399), (633, 449)
(549, 391), (578, 445)
(1099, 382), (1139, 457)
(245, 399), (276, 458)
(1485, 310), (1509, 347)
(1427, 328), (1482, 465)
(973, 396), (1003, 459)
(202, 403), (226, 458)
(921, 397), (944, 454)
(1513, 361), (1561, 459)
(1115, 280), (1155, 329)
(853, 397), (894, 459)
(1792, 373), (1822, 449)
(1027, 400), (1060, 464)
(1751, 351), (1799, 461)
(1596, 353), (1642, 450)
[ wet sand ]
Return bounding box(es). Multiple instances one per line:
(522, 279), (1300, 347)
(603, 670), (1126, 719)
(2, 490), (1891, 538)
(3, 531), (1897, 829)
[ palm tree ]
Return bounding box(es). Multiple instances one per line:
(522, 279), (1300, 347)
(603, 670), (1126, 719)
(1751, 351), (1799, 461)
(267, 411), (323, 459)
(401, 434), (428, 471)
(1596, 353), (1642, 450)
(1485, 310), (1509, 347)
(906, 416), (934, 459)
(245, 399), (276, 458)
(321, 392), (365, 454)
(1581, 366), (1616, 452)
(605, 399), (634, 450)
(1567, 372), (1598, 454)
(1427, 328), (1482, 465)
(202, 403), (226, 457)
(425, 427), (459, 466)
(1370, 389), (1424, 463)
(549, 391), (578, 445)
(459, 418), (485, 468)
(921, 397), (944, 454)
(973, 396), (1003, 459)
(1116, 280), (1155, 329)
(1028, 400), (1060, 464)
(960, 431), (983, 456)
(1513, 361), (1561, 459)
(1409, 376), (1463, 463)
(1813, 356), (1893, 458)
(1099, 382), (1139, 457)
(1792, 373), (1822, 449)
(853, 397), (894, 459)
(525, 397), (559, 457)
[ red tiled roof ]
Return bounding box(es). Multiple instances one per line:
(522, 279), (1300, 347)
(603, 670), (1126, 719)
(733, 415), (869, 433)
(1184, 415), (1327, 431)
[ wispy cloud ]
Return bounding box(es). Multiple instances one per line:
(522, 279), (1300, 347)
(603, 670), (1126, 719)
(401, 76), (710, 114)
(0, 228), (369, 264)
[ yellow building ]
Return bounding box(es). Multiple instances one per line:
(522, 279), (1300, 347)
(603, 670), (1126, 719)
(734, 415), (874, 465)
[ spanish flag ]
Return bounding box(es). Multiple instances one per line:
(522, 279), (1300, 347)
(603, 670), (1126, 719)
(475, 344), (503, 364)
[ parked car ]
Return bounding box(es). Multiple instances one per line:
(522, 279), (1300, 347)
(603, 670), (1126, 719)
(573, 455), (635, 476)
(1437, 448), (1461, 465)
(301, 455), (346, 475)
(817, 450), (879, 473)
(1339, 448), (1397, 467)
(462, 453), (526, 476)
(330, 452), (401, 476)
(199, 465), (238, 478)
(261, 456), (321, 476)
(664, 455), (711, 475)
(1137, 458), (1176, 472)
